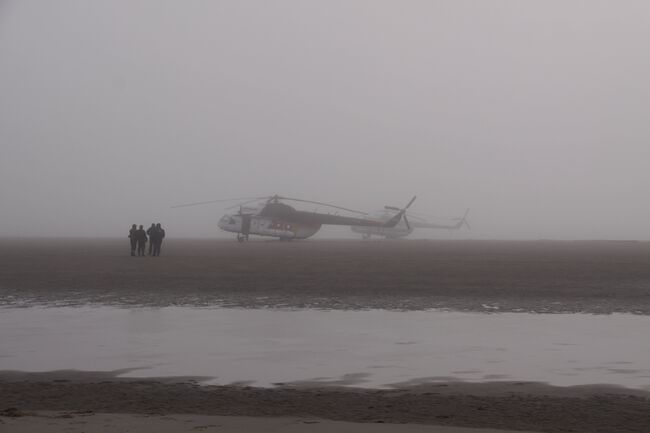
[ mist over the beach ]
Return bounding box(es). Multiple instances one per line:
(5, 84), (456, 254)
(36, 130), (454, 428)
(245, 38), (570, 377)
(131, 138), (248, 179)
(1, 0), (649, 239)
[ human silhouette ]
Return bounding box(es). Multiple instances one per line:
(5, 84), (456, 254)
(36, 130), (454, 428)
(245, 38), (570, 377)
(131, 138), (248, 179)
(134, 225), (148, 256)
(146, 223), (156, 255)
(128, 224), (137, 256)
(151, 223), (166, 256)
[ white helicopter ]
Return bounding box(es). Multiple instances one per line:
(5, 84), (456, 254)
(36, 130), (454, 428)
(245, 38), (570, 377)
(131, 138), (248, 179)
(173, 195), (417, 241)
(350, 208), (470, 239)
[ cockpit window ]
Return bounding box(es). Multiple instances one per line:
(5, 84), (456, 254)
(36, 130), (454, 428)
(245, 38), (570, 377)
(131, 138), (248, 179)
(229, 218), (236, 224)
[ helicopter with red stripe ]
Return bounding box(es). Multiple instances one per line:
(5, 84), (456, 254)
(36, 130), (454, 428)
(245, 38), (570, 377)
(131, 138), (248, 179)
(173, 195), (416, 241)
(351, 207), (470, 239)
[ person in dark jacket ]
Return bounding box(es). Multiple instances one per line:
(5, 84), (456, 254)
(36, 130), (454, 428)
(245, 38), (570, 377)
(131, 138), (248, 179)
(134, 225), (148, 256)
(128, 224), (137, 256)
(146, 223), (156, 255)
(151, 223), (166, 257)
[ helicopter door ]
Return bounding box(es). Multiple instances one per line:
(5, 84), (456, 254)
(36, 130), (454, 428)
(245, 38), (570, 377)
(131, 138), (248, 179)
(241, 214), (252, 237)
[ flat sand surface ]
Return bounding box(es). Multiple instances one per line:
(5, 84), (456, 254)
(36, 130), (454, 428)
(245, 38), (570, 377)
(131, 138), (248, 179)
(0, 411), (537, 433)
(2, 238), (650, 432)
(1, 373), (649, 433)
(1, 238), (650, 313)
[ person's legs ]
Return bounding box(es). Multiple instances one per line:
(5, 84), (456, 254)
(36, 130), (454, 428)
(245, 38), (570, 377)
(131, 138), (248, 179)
(130, 239), (137, 256)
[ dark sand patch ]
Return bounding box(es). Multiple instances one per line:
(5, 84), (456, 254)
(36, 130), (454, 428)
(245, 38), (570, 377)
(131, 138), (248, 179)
(1, 371), (649, 433)
(2, 238), (650, 313)
(0, 411), (537, 433)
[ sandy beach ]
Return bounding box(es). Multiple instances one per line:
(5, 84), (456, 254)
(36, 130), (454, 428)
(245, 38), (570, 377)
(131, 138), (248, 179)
(2, 238), (650, 432)
(1, 371), (649, 433)
(1, 238), (650, 313)
(0, 411), (540, 433)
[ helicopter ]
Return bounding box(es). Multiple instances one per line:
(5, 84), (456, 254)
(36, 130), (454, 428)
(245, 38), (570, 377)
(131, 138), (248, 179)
(173, 195), (417, 241)
(350, 208), (470, 239)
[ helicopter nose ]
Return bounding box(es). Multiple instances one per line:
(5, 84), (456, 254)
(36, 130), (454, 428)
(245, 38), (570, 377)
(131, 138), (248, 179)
(218, 214), (231, 229)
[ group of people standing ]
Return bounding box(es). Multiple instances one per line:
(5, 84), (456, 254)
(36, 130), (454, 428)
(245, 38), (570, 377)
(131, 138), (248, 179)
(128, 223), (166, 257)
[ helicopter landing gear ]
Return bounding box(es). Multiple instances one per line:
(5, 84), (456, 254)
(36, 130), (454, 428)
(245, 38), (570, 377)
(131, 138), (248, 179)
(362, 233), (371, 240)
(237, 233), (249, 242)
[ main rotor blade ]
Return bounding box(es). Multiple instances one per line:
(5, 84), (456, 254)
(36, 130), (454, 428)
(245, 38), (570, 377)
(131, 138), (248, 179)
(405, 213), (428, 223)
(225, 198), (264, 210)
(408, 210), (443, 220)
(404, 196), (417, 210)
(403, 214), (411, 230)
(171, 197), (267, 209)
(275, 196), (368, 216)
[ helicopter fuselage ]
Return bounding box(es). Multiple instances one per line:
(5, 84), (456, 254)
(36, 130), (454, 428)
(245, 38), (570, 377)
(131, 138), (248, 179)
(216, 198), (414, 241)
(350, 208), (470, 239)
(350, 222), (413, 239)
(218, 213), (321, 240)
(349, 210), (412, 239)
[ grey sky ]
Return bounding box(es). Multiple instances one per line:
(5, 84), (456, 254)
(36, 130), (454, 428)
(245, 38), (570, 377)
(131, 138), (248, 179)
(1, 1), (649, 239)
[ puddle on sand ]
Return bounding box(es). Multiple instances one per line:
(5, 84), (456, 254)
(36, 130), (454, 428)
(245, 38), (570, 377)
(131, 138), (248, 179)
(1, 307), (649, 389)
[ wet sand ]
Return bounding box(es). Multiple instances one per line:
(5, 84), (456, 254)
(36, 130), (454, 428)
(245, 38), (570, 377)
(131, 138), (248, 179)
(2, 238), (650, 432)
(1, 238), (650, 313)
(1, 371), (649, 433)
(0, 411), (538, 433)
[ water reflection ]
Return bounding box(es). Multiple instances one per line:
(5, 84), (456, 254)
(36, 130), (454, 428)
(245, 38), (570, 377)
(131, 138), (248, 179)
(1, 307), (649, 389)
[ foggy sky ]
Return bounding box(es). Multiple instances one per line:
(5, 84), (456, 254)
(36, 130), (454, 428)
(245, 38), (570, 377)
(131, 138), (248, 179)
(1, 1), (649, 239)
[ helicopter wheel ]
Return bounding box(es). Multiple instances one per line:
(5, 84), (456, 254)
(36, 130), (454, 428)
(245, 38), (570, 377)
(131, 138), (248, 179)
(362, 233), (371, 240)
(237, 234), (247, 242)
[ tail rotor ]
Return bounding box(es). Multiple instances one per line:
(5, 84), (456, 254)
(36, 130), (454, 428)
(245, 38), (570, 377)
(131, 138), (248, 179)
(452, 208), (471, 230)
(383, 196), (417, 228)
